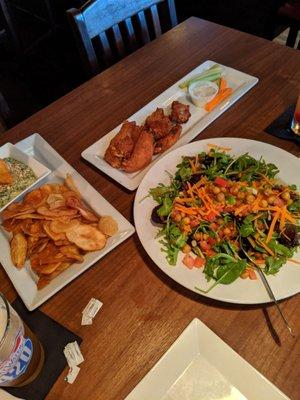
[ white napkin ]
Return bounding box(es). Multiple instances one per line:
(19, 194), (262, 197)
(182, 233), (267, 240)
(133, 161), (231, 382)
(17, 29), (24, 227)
(0, 389), (24, 400)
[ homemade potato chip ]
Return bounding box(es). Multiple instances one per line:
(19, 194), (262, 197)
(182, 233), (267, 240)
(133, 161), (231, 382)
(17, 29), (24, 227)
(50, 219), (80, 234)
(1, 176), (118, 289)
(66, 224), (106, 251)
(98, 216), (118, 237)
(10, 232), (27, 268)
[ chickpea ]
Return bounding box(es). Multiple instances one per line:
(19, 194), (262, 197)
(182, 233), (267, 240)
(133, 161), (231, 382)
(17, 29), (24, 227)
(182, 217), (190, 224)
(238, 192), (246, 200)
(173, 213), (182, 222)
(281, 191), (290, 201)
(260, 199), (268, 208)
(212, 186), (221, 194)
(193, 232), (202, 241)
(264, 188), (272, 196)
(182, 244), (191, 253)
(230, 186), (239, 195)
(216, 192), (225, 202)
(267, 195), (276, 205)
(246, 194), (255, 204)
(287, 199), (293, 205)
(220, 187), (227, 193)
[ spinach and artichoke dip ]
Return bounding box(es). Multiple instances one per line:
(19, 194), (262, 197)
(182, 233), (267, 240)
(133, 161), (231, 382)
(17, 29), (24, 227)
(0, 158), (36, 207)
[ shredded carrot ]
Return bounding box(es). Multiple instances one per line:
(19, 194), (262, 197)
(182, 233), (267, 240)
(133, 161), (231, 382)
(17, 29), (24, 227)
(189, 159), (196, 173)
(204, 87), (233, 112)
(256, 239), (275, 257)
(174, 204), (199, 215)
(266, 211), (280, 244)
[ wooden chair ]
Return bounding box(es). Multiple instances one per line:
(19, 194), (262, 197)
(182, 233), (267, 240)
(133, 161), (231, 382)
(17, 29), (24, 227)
(67, 0), (178, 77)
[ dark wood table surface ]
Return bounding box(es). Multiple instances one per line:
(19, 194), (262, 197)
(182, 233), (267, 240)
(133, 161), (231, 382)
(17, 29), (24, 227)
(0, 17), (300, 400)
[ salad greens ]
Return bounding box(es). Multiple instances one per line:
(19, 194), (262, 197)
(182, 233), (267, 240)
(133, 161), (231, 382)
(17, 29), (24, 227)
(149, 148), (299, 293)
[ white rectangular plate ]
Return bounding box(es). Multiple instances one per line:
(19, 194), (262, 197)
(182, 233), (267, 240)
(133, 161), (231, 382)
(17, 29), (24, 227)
(0, 142), (51, 213)
(125, 318), (290, 400)
(0, 134), (135, 311)
(82, 60), (258, 191)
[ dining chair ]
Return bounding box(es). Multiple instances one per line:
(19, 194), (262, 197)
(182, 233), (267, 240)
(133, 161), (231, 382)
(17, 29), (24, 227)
(67, 0), (178, 77)
(277, 1), (300, 49)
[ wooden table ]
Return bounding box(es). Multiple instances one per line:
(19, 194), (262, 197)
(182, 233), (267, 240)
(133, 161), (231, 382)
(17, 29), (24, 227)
(0, 17), (300, 400)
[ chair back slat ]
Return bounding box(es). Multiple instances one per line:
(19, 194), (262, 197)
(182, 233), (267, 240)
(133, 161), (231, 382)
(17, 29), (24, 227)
(68, 8), (99, 76)
(124, 17), (138, 51)
(112, 24), (126, 58)
(137, 10), (150, 44)
(167, 0), (178, 27)
(150, 4), (162, 37)
(99, 31), (114, 67)
(67, 0), (178, 76)
(83, 0), (162, 39)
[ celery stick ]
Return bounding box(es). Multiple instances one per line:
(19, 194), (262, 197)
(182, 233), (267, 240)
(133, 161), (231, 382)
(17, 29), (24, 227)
(185, 72), (222, 87)
(179, 65), (222, 89)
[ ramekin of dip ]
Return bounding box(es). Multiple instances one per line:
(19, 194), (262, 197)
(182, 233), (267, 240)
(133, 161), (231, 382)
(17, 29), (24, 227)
(188, 80), (219, 107)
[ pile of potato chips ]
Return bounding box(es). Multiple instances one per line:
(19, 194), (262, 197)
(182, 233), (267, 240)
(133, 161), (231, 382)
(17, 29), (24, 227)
(1, 175), (118, 289)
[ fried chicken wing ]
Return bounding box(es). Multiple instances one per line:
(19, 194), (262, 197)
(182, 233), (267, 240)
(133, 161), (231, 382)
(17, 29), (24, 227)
(154, 124), (182, 155)
(122, 129), (154, 173)
(145, 108), (173, 140)
(104, 121), (141, 168)
(170, 101), (191, 124)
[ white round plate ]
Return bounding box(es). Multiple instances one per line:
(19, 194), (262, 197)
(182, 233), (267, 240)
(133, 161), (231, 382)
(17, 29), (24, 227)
(134, 138), (300, 304)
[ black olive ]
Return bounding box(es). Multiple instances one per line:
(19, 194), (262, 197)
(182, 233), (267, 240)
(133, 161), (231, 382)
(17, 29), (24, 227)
(151, 205), (166, 226)
(279, 224), (299, 247)
(189, 174), (202, 185)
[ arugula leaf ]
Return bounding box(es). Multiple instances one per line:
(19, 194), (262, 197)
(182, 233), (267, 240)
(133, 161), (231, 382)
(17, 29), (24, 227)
(159, 222), (187, 265)
(264, 257), (286, 275)
(157, 197), (172, 217)
(268, 240), (293, 258)
(175, 157), (192, 181)
(149, 184), (173, 204)
(197, 254), (247, 292)
(216, 260), (247, 284)
(239, 218), (255, 237)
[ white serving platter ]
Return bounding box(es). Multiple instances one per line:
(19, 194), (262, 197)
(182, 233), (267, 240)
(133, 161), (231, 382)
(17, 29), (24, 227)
(134, 138), (300, 305)
(82, 60), (258, 191)
(125, 318), (290, 400)
(0, 142), (51, 213)
(0, 133), (135, 311)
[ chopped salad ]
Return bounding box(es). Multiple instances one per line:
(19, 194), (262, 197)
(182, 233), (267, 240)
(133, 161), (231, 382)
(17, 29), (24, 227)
(149, 145), (300, 293)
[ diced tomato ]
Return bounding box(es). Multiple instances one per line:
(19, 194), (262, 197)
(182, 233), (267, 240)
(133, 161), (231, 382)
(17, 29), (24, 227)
(214, 177), (228, 187)
(207, 237), (216, 245)
(205, 249), (216, 257)
(199, 240), (210, 251)
(206, 211), (218, 222)
(194, 257), (205, 268)
(182, 254), (194, 269)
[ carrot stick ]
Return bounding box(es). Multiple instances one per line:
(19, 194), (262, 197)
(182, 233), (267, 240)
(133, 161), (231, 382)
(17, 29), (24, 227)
(204, 88), (233, 112)
(219, 77), (227, 91)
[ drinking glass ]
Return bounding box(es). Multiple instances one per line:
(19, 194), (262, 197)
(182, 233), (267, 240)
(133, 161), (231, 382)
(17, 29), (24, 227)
(291, 95), (300, 135)
(0, 294), (44, 387)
